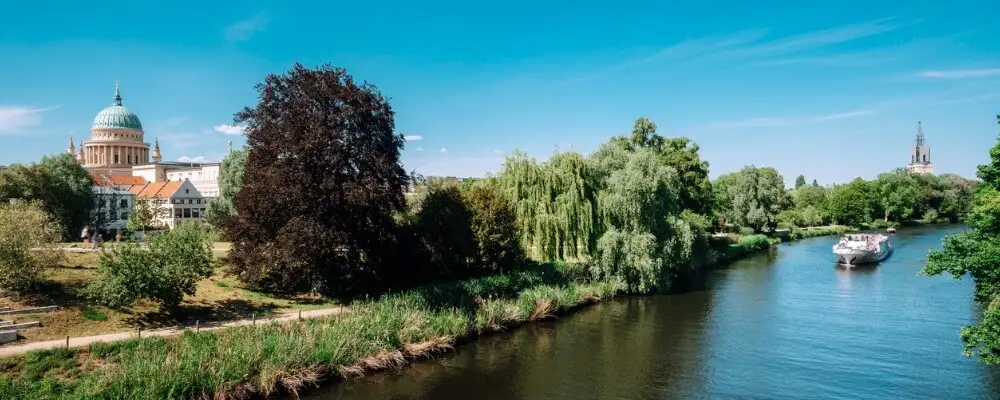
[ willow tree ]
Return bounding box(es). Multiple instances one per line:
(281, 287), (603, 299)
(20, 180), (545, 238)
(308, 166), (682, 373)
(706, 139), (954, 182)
(588, 143), (694, 293)
(495, 150), (598, 261)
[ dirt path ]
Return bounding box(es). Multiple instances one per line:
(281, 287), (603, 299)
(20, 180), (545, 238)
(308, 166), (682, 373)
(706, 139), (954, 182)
(0, 307), (348, 357)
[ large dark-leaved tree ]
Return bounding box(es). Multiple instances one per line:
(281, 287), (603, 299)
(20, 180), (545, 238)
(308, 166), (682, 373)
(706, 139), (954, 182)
(226, 64), (409, 296)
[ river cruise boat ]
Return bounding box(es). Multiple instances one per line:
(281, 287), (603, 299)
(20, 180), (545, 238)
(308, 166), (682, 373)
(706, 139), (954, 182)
(833, 233), (892, 266)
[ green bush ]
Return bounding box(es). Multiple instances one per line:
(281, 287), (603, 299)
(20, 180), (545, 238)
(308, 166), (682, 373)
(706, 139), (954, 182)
(0, 201), (63, 296)
(85, 222), (214, 312)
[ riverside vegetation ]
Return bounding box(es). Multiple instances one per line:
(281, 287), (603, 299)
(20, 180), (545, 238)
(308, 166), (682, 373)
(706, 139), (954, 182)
(0, 63), (980, 399)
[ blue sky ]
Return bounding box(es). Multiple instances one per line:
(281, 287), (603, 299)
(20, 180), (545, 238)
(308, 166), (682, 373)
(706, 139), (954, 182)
(1, 0), (998, 186)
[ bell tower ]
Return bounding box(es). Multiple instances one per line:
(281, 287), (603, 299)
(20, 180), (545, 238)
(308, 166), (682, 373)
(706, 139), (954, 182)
(905, 121), (934, 174)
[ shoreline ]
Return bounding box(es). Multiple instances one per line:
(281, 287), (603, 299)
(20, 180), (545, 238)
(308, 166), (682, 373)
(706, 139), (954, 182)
(0, 225), (850, 399)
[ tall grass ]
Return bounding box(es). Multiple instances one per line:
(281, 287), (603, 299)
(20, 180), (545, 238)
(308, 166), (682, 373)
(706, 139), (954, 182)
(0, 264), (619, 400)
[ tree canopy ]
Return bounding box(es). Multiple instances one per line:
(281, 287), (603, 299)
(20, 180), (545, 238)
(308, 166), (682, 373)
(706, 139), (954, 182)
(226, 63), (410, 296)
(205, 148), (247, 231)
(0, 153), (94, 240)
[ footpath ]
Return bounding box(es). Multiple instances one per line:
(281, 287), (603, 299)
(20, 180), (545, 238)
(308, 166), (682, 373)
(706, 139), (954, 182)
(0, 306), (347, 357)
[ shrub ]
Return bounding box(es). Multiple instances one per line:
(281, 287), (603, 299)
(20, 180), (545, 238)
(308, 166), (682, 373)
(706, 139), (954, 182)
(464, 185), (524, 275)
(85, 222), (214, 312)
(411, 185), (477, 278)
(0, 201), (63, 296)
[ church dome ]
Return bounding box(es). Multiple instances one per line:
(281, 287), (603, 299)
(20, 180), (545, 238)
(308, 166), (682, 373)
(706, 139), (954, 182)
(92, 83), (143, 131)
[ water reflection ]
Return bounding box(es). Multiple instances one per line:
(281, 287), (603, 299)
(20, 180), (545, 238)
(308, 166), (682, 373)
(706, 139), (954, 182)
(313, 225), (997, 400)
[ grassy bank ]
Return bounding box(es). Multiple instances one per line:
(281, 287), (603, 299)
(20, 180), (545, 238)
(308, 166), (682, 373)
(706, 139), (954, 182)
(0, 227), (848, 399)
(0, 264), (619, 399)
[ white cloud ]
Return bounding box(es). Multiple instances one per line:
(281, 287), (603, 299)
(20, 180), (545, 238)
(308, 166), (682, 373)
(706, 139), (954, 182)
(404, 135), (423, 141)
(0, 106), (47, 135)
(439, 147), (448, 153)
(177, 156), (208, 163)
(919, 68), (1000, 79)
(213, 124), (244, 135)
(811, 109), (877, 122)
(707, 107), (878, 130)
(224, 13), (269, 42)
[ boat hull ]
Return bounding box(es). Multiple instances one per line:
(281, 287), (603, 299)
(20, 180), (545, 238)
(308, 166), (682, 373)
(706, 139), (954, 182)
(833, 234), (892, 266)
(834, 248), (891, 265)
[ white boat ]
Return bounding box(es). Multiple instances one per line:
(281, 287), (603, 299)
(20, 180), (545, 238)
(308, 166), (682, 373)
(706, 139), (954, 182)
(833, 233), (892, 266)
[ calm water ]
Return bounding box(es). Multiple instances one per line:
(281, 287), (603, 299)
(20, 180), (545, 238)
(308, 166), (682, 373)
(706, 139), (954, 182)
(314, 224), (1000, 400)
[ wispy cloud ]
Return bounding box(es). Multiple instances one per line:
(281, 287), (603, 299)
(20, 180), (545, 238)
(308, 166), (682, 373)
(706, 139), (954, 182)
(403, 135), (423, 141)
(0, 106), (54, 135)
(569, 17), (915, 84)
(415, 147), (424, 151)
(919, 68), (1000, 79)
(439, 148), (448, 153)
(213, 124), (244, 135)
(930, 92), (1000, 105)
(224, 13), (269, 42)
(706, 107), (879, 130)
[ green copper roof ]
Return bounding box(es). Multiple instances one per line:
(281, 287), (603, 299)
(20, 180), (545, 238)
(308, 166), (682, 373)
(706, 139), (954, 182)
(92, 82), (143, 131)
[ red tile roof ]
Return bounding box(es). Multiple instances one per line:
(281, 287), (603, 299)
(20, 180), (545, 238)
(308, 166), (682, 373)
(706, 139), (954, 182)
(128, 181), (182, 199)
(92, 174), (147, 187)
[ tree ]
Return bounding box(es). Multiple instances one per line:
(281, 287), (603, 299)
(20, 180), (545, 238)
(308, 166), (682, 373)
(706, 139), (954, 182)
(874, 169), (920, 222)
(204, 148), (248, 231)
(86, 222), (214, 312)
(226, 64), (410, 296)
(411, 185), (477, 278)
(727, 165), (786, 232)
(0, 154), (94, 240)
(922, 123), (1000, 364)
(826, 178), (877, 226)
(0, 201), (64, 296)
(811, 179), (819, 187)
(464, 184), (524, 274)
(795, 175), (807, 189)
(127, 198), (167, 240)
(617, 118), (713, 216)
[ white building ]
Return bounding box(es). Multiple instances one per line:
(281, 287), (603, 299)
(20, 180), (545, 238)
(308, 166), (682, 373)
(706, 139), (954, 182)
(90, 185), (135, 232)
(126, 179), (208, 229)
(67, 82), (225, 199)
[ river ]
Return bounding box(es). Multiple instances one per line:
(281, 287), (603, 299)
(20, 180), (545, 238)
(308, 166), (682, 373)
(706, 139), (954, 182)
(313, 224), (1000, 400)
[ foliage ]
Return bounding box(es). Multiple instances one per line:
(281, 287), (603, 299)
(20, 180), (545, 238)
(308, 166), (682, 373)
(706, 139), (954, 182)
(795, 175), (807, 189)
(0, 153), (94, 240)
(495, 150), (598, 261)
(85, 223), (214, 311)
(126, 199), (167, 236)
(921, 118), (1000, 365)
(0, 201), (63, 296)
(589, 145), (694, 293)
(204, 148), (247, 232)
(463, 185), (524, 274)
(726, 165), (786, 233)
(874, 169), (921, 222)
(826, 178), (878, 226)
(411, 185), (477, 277)
(226, 63), (410, 297)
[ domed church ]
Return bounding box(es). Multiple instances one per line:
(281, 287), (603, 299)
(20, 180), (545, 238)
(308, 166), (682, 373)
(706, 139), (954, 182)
(66, 82), (222, 198)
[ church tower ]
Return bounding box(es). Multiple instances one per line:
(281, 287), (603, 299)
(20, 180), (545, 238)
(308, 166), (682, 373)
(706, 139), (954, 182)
(905, 121), (934, 174)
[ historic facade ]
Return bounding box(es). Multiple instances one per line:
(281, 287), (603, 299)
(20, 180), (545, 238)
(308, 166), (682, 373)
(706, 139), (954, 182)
(68, 82), (223, 199)
(905, 121), (934, 175)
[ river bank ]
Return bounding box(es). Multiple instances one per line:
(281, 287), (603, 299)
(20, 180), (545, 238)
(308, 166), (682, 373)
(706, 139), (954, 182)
(0, 225), (851, 399)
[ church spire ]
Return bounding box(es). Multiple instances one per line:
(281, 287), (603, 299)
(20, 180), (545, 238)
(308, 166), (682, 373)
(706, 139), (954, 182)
(152, 137), (162, 163)
(67, 131), (75, 155)
(113, 80), (123, 106)
(915, 121), (925, 147)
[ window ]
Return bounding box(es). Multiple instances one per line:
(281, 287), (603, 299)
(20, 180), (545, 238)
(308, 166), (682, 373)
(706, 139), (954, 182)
(114, 154), (119, 164)
(192, 208), (200, 218)
(120, 199), (128, 208)
(187, 199), (193, 204)
(120, 211), (129, 220)
(175, 208), (183, 218)
(183, 208), (191, 218)
(185, 189), (190, 194)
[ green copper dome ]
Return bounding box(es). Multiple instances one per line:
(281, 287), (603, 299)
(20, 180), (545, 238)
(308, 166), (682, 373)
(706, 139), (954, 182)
(92, 82), (143, 131)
